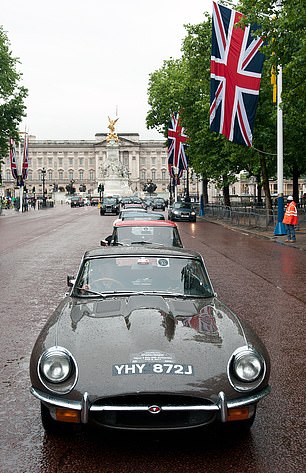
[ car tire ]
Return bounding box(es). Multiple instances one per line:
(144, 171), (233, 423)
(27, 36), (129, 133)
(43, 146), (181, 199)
(41, 403), (81, 435)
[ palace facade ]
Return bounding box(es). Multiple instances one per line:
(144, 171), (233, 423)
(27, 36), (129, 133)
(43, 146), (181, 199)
(1, 132), (199, 199)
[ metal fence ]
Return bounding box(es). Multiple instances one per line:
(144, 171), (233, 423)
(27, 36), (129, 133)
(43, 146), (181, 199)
(201, 204), (306, 230)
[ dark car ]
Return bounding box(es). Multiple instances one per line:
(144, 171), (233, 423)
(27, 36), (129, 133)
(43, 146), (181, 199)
(100, 197), (120, 216)
(114, 209), (165, 224)
(168, 201), (197, 222)
(70, 196), (84, 207)
(90, 197), (100, 206)
(152, 197), (166, 211)
(30, 246), (270, 434)
(122, 212), (165, 221)
(101, 220), (183, 247)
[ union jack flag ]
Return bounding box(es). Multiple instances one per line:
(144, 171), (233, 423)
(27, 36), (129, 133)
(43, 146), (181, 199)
(210, 1), (265, 146)
(22, 133), (29, 180)
(9, 138), (18, 179)
(168, 112), (188, 182)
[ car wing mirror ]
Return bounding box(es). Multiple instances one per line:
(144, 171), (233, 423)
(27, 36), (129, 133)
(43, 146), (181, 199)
(67, 275), (76, 287)
(101, 235), (112, 246)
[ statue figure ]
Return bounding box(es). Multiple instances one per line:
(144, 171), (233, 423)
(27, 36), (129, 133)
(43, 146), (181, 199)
(106, 116), (119, 142)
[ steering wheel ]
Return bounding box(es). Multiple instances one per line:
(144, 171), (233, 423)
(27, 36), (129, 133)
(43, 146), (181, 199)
(90, 277), (125, 291)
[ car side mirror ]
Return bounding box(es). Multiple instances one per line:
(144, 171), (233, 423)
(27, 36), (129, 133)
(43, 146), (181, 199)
(101, 235), (112, 246)
(67, 275), (76, 287)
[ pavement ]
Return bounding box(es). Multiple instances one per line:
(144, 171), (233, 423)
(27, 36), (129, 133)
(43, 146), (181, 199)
(201, 216), (306, 252)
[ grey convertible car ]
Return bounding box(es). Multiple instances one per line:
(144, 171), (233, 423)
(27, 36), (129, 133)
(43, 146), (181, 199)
(29, 246), (270, 434)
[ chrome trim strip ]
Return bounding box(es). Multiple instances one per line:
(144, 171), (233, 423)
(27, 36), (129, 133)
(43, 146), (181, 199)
(31, 385), (270, 415)
(218, 391), (227, 422)
(81, 392), (89, 423)
(227, 385), (271, 408)
(30, 387), (82, 410)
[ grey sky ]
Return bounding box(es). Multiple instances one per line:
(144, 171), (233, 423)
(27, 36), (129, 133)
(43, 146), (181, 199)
(2, 0), (212, 140)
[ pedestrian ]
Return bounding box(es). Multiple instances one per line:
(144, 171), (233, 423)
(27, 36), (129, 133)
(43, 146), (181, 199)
(282, 195), (298, 242)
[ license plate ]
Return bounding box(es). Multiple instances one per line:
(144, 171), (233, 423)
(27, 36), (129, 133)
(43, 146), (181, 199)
(113, 363), (194, 376)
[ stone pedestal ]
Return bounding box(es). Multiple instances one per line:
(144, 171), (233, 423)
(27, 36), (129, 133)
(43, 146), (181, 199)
(98, 140), (132, 197)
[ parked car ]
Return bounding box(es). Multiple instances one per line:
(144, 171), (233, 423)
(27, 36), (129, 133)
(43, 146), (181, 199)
(90, 197), (100, 206)
(113, 209), (165, 225)
(100, 197), (120, 216)
(121, 211), (165, 221)
(70, 196), (84, 207)
(168, 201), (197, 222)
(143, 197), (154, 209)
(101, 220), (183, 247)
(29, 246), (270, 434)
(152, 197), (166, 211)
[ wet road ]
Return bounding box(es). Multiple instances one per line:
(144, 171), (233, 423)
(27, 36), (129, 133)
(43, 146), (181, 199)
(0, 205), (305, 473)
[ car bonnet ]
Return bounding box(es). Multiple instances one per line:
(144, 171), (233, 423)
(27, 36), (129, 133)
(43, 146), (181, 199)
(50, 295), (249, 399)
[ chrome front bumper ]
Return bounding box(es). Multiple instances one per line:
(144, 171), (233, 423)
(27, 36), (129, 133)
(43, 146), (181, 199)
(30, 386), (271, 424)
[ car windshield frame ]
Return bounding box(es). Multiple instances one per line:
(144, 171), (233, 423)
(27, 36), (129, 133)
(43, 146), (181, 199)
(73, 255), (214, 298)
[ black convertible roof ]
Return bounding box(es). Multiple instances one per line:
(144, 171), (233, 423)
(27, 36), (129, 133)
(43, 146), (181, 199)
(84, 246), (202, 260)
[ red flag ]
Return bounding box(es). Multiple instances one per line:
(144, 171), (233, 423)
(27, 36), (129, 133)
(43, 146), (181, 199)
(167, 112), (188, 183)
(22, 133), (29, 180)
(210, 1), (264, 146)
(9, 138), (18, 179)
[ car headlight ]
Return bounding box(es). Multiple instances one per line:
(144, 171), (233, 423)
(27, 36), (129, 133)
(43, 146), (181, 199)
(233, 351), (262, 381)
(173, 210), (179, 215)
(191, 211), (196, 215)
(40, 347), (71, 383)
(228, 347), (266, 392)
(38, 347), (78, 394)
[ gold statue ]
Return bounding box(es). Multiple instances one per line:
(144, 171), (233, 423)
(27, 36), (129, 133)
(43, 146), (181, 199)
(106, 116), (119, 142)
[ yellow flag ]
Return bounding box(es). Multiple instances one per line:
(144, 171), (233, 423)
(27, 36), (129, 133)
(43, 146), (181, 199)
(271, 65), (277, 103)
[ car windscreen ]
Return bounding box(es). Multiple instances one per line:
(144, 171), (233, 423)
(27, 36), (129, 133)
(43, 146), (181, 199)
(174, 202), (193, 209)
(74, 256), (213, 297)
(103, 199), (116, 204)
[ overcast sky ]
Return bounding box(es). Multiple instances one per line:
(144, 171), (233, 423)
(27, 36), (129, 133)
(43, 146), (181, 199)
(2, 0), (213, 141)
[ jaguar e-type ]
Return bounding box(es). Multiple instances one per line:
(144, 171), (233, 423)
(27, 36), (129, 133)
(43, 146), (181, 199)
(29, 246), (270, 434)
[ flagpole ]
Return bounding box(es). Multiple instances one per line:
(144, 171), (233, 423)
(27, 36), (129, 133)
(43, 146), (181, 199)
(273, 67), (286, 235)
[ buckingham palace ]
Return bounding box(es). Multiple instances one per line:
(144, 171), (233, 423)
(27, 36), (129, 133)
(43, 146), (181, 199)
(1, 130), (200, 201)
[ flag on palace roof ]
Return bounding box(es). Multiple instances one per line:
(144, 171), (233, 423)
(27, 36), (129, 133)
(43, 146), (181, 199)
(9, 138), (18, 179)
(167, 112), (188, 182)
(209, 1), (265, 146)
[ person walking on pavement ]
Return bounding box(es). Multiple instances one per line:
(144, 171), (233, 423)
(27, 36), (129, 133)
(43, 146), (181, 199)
(282, 195), (298, 242)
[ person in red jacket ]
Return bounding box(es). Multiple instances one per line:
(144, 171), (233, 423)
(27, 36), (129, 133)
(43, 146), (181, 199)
(282, 195), (298, 242)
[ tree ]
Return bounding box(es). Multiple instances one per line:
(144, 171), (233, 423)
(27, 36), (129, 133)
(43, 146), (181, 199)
(239, 0), (306, 202)
(146, 3), (304, 206)
(0, 26), (28, 157)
